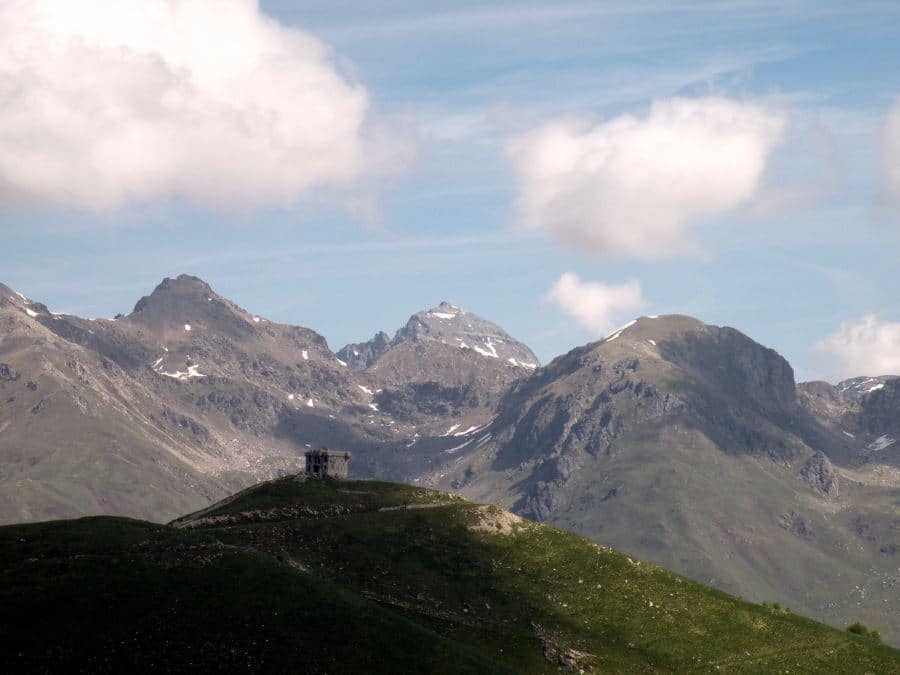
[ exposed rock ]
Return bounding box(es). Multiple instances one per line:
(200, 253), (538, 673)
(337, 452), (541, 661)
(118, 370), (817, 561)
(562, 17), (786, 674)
(342, 301), (540, 426)
(778, 511), (813, 539)
(336, 331), (391, 368)
(30, 398), (49, 415)
(858, 378), (900, 438)
(800, 451), (839, 497)
(0, 363), (19, 381)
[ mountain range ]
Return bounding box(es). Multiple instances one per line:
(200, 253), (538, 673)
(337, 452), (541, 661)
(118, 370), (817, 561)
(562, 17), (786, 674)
(0, 275), (897, 644)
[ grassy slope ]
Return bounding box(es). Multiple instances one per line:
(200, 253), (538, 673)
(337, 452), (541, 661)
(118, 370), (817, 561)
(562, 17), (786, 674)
(456, 415), (900, 646)
(0, 342), (227, 524)
(542, 420), (900, 646)
(1, 478), (898, 674)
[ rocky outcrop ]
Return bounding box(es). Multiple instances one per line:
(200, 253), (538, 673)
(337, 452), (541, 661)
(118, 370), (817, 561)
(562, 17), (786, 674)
(859, 378), (900, 436)
(0, 363), (19, 382)
(337, 331), (391, 368)
(799, 451), (839, 497)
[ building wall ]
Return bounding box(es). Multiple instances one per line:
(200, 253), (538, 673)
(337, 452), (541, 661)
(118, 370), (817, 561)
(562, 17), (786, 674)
(327, 455), (349, 479)
(303, 451), (349, 479)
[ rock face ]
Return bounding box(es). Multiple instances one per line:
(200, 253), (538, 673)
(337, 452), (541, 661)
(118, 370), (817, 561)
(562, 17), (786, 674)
(858, 378), (900, 437)
(337, 331), (391, 368)
(800, 451), (839, 496)
(796, 376), (900, 466)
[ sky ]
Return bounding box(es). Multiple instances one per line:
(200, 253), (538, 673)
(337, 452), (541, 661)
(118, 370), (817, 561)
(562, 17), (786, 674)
(2, 0), (900, 381)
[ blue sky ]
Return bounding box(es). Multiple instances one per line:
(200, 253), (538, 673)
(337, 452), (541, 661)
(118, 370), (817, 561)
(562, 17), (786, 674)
(2, 1), (899, 381)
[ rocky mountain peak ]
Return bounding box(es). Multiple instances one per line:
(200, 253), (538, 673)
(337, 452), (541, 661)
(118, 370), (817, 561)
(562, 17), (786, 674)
(837, 375), (899, 399)
(395, 302), (539, 368)
(126, 273), (264, 342)
(339, 302), (540, 371)
(1, 283), (33, 310)
(132, 274), (217, 314)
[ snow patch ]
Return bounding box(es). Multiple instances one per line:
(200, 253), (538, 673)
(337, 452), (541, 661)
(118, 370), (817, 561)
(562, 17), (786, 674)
(253, 316), (261, 323)
(867, 435), (896, 452)
(306, 398), (315, 408)
(336, 358), (347, 367)
(442, 424), (461, 436)
(444, 438), (474, 454)
(25, 308), (38, 318)
(605, 319), (637, 342)
(157, 364), (206, 380)
(184, 324), (192, 331)
(472, 338), (499, 359)
(302, 350), (309, 360)
(508, 356), (537, 369)
(288, 394), (295, 401)
(358, 385), (374, 395)
(868, 383), (885, 393)
(368, 403), (379, 411)
(15, 291), (28, 302)
(842, 430), (855, 439)
(431, 311), (456, 320)
(647, 338), (657, 346)
(474, 432), (493, 448)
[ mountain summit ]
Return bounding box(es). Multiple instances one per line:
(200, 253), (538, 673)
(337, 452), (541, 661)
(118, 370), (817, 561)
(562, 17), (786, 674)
(338, 302), (539, 427)
(339, 301), (539, 369)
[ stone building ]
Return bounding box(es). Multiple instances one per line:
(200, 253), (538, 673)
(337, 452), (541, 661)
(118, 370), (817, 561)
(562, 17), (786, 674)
(304, 447), (350, 479)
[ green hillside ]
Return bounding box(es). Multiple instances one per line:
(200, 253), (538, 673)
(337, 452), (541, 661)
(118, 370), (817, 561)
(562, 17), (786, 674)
(1, 477), (897, 673)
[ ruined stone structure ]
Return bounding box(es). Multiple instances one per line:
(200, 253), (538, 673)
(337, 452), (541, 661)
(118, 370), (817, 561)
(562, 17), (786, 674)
(304, 447), (351, 479)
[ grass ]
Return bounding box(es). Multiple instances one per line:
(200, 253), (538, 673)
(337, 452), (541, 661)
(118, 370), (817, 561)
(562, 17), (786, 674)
(2, 477), (898, 673)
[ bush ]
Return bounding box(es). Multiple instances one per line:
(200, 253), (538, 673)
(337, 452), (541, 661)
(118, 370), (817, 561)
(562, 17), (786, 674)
(847, 622), (881, 641)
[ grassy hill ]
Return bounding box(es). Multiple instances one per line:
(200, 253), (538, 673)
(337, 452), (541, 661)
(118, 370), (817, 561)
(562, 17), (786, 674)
(1, 477), (897, 673)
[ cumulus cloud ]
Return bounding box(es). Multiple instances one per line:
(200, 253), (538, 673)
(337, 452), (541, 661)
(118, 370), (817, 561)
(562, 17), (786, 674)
(508, 97), (787, 259)
(545, 272), (645, 334)
(0, 0), (410, 212)
(812, 315), (900, 381)
(883, 99), (900, 199)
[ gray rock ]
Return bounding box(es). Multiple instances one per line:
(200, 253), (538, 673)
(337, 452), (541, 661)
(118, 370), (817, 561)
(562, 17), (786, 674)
(799, 451), (839, 497)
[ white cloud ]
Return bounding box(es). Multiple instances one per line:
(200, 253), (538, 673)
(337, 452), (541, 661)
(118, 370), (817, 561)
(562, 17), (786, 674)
(813, 315), (900, 381)
(0, 0), (410, 212)
(545, 272), (645, 333)
(508, 96), (787, 259)
(883, 98), (900, 199)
